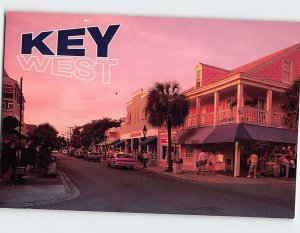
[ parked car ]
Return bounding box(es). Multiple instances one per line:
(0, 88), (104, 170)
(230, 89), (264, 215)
(51, 150), (59, 155)
(107, 153), (136, 169)
(74, 149), (85, 159)
(68, 148), (76, 157)
(85, 152), (101, 162)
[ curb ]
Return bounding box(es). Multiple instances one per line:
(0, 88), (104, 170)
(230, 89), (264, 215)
(137, 167), (296, 185)
(0, 171), (80, 208)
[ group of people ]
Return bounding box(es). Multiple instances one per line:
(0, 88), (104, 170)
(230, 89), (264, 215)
(197, 150), (217, 175)
(247, 151), (297, 179)
(137, 151), (151, 168)
(1, 138), (36, 183)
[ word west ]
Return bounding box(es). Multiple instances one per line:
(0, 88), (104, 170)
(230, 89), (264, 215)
(18, 25), (120, 83)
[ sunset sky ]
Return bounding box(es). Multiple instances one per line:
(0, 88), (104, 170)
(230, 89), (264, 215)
(4, 12), (300, 135)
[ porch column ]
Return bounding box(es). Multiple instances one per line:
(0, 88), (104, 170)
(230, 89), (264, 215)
(266, 90), (273, 126)
(125, 140), (129, 153)
(237, 83), (244, 123)
(147, 145), (150, 153)
(196, 97), (201, 126)
(213, 91), (219, 126)
(138, 138), (142, 152)
(130, 138), (134, 153)
(234, 142), (241, 177)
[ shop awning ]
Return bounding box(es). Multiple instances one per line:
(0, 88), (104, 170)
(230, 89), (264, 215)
(139, 137), (157, 146)
(203, 124), (252, 144)
(172, 128), (198, 144)
(113, 140), (125, 147)
(186, 126), (215, 144)
(97, 138), (119, 146)
(242, 124), (298, 144)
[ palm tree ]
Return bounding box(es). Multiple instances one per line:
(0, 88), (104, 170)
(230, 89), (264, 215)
(280, 78), (299, 130)
(145, 81), (189, 172)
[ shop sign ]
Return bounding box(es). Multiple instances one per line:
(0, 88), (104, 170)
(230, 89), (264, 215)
(161, 138), (168, 144)
(130, 132), (141, 137)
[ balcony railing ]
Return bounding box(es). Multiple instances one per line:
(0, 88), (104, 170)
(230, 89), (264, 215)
(183, 107), (285, 129)
(241, 107), (267, 125)
(272, 112), (283, 127)
(183, 113), (214, 128)
(217, 108), (237, 124)
(198, 113), (214, 126)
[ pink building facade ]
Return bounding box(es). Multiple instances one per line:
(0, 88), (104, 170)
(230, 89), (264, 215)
(158, 43), (299, 176)
(120, 89), (158, 161)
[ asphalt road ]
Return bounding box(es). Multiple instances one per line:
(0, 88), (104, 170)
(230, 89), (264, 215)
(37, 154), (296, 218)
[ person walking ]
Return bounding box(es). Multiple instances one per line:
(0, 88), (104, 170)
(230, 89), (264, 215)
(197, 150), (207, 175)
(142, 151), (149, 168)
(208, 152), (217, 175)
(247, 151), (259, 179)
(280, 155), (290, 178)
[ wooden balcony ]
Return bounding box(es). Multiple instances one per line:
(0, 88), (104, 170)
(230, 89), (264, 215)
(183, 113), (214, 128)
(217, 108), (237, 124)
(241, 107), (267, 125)
(271, 112), (284, 127)
(183, 107), (285, 129)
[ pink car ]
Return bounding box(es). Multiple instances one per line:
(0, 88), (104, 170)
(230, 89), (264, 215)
(107, 153), (136, 169)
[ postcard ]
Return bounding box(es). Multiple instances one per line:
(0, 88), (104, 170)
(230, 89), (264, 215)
(0, 12), (298, 218)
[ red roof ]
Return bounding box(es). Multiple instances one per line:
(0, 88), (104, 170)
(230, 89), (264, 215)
(224, 43), (300, 78)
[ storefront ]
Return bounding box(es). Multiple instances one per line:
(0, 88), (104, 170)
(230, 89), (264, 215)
(163, 123), (298, 177)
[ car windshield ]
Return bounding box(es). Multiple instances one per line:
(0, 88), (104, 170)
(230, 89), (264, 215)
(116, 154), (133, 158)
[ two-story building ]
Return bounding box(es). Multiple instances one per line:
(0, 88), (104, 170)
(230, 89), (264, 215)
(2, 68), (27, 141)
(120, 89), (158, 161)
(158, 43), (299, 176)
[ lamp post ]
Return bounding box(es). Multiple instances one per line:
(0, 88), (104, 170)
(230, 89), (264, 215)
(104, 133), (108, 160)
(142, 125), (147, 152)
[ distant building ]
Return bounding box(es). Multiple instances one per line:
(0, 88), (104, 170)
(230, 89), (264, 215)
(26, 124), (37, 135)
(120, 89), (158, 160)
(2, 68), (27, 139)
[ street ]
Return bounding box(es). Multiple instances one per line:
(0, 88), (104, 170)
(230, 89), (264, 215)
(37, 154), (295, 218)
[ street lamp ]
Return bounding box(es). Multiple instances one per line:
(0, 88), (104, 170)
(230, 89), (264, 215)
(142, 125), (147, 139)
(142, 125), (147, 152)
(104, 132), (108, 160)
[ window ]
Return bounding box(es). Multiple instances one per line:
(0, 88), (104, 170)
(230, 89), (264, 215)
(136, 106), (139, 122)
(126, 112), (131, 124)
(196, 70), (202, 88)
(283, 60), (292, 82)
(186, 145), (194, 158)
(2, 100), (14, 110)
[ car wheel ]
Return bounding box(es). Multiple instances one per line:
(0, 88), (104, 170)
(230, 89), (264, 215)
(107, 162), (110, 167)
(130, 166), (134, 170)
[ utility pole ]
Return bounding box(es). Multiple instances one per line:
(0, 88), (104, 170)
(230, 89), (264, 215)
(19, 77), (23, 146)
(67, 126), (74, 142)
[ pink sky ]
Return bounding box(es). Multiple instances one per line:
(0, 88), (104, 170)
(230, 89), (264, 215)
(4, 12), (300, 135)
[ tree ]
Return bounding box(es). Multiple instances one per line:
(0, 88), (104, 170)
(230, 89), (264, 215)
(280, 78), (299, 130)
(70, 117), (124, 148)
(57, 136), (68, 149)
(145, 81), (189, 172)
(31, 123), (59, 150)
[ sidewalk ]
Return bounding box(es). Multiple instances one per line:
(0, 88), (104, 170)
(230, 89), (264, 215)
(137, 165), (296, 185)
(0, 172), (79, 208)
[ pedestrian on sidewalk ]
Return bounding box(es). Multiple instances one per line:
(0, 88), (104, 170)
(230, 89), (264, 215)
(142, 151), (149, 168)
(247, 151), (259, 179)
(7, 142), (18, 184)
(280, 155), (290, 178)
(208, 151), (217, 175)
(197, 150), (207, 175)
